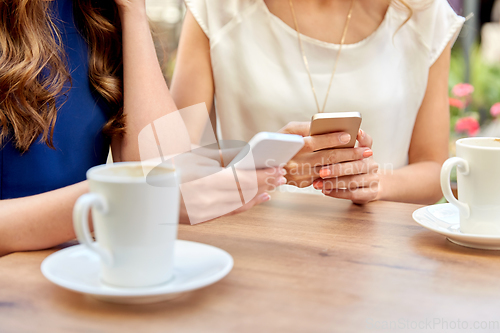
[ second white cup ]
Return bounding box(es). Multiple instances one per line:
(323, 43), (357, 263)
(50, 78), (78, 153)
(441, 137), (500, 236)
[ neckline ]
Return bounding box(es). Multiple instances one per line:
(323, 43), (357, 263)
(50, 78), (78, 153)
(260, 0), (391, 50)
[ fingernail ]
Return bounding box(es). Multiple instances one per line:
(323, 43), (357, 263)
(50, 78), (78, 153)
(359, 129), (365, 139)
(278, 176), (287, 185)
(363, 149), (373, 158)
(340, 133), (351, 144)
(280, 169), (287, 176)
(260, 193), (271, 202)
(319, 168), (331, 178)
(313, 180), (323, 189)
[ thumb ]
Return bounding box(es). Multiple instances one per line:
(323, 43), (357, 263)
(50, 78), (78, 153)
(279, 121), (310, 137)
(357, 129), (373, 148)
(226, 192), (271, 216)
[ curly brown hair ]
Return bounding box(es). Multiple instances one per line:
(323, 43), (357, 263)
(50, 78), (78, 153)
(0, 0), (125, 153)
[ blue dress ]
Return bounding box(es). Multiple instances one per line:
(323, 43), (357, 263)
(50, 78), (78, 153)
(0, 0), (112, 199)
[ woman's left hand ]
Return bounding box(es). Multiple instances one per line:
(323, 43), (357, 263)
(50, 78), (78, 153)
(313, 130), (381, 204)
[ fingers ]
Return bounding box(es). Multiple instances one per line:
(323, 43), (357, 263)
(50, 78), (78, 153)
(317, 165), (380, 204)
(236, 167), (286, 197)
(285, 148), (370, 188)
(285, 147), (372, 188)
(283, 128), (374, 189)
(227, 192), (271, 216)
(234, 168), (284, 216)
(255, 168), (286, 190)
(317, 158), (379, 179)
(278, 121), (310, 136)
(283, 176), (315, 188)
(302, 132), (351, 153)
(323, 187), (379, 205)
(357, 129), (373, 148)
(310, 147), (371, 168)
(284, 160), (321, 188)
(313, 173), (379, 191)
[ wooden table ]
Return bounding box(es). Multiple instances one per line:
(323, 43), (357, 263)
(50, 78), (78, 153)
(1, 191), (500, 333)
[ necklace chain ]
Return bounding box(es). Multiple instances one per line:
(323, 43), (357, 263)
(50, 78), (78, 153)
(288, 0), (355, 113)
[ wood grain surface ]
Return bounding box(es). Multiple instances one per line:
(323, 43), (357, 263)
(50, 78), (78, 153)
(1, 191), (500, 333)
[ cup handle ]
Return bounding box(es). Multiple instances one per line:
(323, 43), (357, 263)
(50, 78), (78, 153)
(440, 157), (470, 218)
(73, 193), (113, 265)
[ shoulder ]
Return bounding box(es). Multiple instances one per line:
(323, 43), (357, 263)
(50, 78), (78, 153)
(408, 0), (464, 35)
(184, 0), (258, 39)
(401, 0), (465, 64)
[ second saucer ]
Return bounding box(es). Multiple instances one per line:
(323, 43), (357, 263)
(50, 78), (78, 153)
(412, 203), (500, 250)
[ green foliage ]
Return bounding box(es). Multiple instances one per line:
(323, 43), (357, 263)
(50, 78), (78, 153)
(449, 44), (500, 114)
(447, 44), (500, 182)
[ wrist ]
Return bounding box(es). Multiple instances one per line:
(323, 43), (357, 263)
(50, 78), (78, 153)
(375, 170), (385, 201)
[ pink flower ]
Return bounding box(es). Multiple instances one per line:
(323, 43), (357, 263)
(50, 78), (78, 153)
(449, 97), (465, 109)
(452, 83), (474, 97)
(455, 117), (480, 136)
(490, 103), (500, 117)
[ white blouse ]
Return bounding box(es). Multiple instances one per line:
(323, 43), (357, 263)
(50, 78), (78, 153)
(185, 0), (464, 169)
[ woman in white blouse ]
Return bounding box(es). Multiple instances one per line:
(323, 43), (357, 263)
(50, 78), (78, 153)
(171, 0), (464, 204)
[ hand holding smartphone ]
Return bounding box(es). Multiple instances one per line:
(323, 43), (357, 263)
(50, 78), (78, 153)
(275, 115), (368, 189)
(228, 132), (305, 170)
(309, 112), (362, 149)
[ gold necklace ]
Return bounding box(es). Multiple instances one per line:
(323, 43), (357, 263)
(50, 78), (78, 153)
(288, 0), (355, 113)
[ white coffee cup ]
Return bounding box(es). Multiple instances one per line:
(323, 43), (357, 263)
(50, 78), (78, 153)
(73, 162), (179, 288)
(441, 137), (500, 235)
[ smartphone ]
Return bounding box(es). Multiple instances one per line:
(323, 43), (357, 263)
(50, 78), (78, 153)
(228, 132), (304, 170)
(309, 112), (362, 149)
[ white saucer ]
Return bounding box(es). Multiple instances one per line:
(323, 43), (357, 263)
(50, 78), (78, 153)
(412, 203), (500, 250)
(41, 240), (233, 304)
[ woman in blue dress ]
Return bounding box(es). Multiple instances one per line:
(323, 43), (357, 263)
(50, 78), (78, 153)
(0, 0), (188, 256)
(0, 0), (283, 256)
(0, 0), (181, 255)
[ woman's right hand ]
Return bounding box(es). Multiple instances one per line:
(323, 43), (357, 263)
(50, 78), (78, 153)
(175, 152), (285, 224)
(278, 122), (372, 188)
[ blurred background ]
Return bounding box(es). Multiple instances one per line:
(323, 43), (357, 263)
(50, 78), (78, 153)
(145, 0), (500, 154)
(145, 0), (184, 84)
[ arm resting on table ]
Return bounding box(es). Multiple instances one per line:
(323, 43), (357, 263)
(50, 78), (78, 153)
(377, 42), (452, 205)
(0, 4), (179, 256)
(0, 182), (88, 256)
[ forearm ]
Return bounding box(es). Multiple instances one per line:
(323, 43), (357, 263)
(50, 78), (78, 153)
(0, 182), (89, 256)
(381, 43), (451, 205)
(378, 161), (443, 205)
(170, 10), (215, 145)
(115, 6), (177, 161)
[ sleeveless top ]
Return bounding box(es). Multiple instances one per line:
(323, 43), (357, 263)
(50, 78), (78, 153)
(0, 0), (112, 199)
(185, 0), (464, 169)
